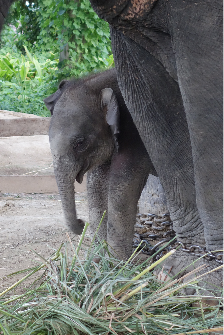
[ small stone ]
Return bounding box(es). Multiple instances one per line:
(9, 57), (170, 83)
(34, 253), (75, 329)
(152, 225), (164, 231)
(135, 223), (145, 228)
(147, 213), (156, 217)
(135, 227), (148, 234)
(144, 220), (153, 225)
(163, 230), (176, 237)
(161, 221), (172, 226)
(154, 218), (166, 224)
(133, 238), (141, 247)
(147, 234), (161, 240)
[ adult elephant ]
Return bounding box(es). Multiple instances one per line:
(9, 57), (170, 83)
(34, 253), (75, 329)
(89, 0), (223, 277)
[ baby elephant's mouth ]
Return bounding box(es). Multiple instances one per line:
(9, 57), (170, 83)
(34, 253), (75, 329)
(75, 162), (90, 184)
(76, 171), (84, 184)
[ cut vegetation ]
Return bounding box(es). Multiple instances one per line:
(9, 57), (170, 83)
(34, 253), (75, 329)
(0, 223), (223, 335)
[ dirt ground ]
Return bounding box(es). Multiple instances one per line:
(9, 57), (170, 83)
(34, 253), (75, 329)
(0, 191), (90, 292)
(0, 110), (91, 293)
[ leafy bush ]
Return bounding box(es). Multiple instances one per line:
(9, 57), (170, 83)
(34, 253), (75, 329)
(4, 0), (113, 77)
(0, 78), (55, 117)
(0, 2), (114, 116)
(4, 0), (41, 51)
(37, 0), (113, 78)
(0, 37), (58, 116)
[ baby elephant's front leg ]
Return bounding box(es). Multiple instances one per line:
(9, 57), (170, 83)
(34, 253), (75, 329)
(87, 161), (111, 243)
(107, 155), (150, 260)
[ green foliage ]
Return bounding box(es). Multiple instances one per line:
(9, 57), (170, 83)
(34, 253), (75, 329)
(0, 25), (18, 54)
(37, 0), (113, 77)
(0, 41), (58, 116)
(5, 0), (41, 51)
(4, 0), (113, 77)
(0, 0), (114, 115)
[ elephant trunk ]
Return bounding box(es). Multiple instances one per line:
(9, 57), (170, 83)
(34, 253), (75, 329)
(54, 159), (85, 235)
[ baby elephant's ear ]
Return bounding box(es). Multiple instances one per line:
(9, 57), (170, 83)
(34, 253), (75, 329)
(101, 88), (120, 150)
(44, 80), (67, 115)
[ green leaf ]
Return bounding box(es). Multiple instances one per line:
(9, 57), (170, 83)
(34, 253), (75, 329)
(58, 8), (66, 15)
(86, 21), (94, 29)
(33, 57), (42, 78)
(20, 61), (30, 81)
(1, 57), (15, 72)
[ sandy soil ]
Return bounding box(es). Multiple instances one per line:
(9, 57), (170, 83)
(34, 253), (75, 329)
(0, 191), (90, 293)
(0, 135), (54, 176)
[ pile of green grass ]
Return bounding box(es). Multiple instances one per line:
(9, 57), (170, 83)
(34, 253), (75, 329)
(0, 223), (223, 335)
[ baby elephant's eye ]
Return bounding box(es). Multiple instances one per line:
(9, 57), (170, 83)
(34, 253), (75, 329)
(72, 137), (86, 151)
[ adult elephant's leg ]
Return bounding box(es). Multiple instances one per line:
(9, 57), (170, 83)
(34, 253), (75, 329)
(169, 0), (223, 251)
(111, 28), (205, 248)
(87, 162), (110, 243)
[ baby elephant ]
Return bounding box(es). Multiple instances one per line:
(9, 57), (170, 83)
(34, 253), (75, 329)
(44, 68), (157, 260)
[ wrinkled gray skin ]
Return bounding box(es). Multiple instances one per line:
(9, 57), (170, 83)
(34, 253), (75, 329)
(44, 69), (155, 259)
(89, 0), (223, 290)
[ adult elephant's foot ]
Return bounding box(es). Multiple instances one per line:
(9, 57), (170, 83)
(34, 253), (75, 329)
(154, 249), (223, 297)
(194, 257), (223, 296)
